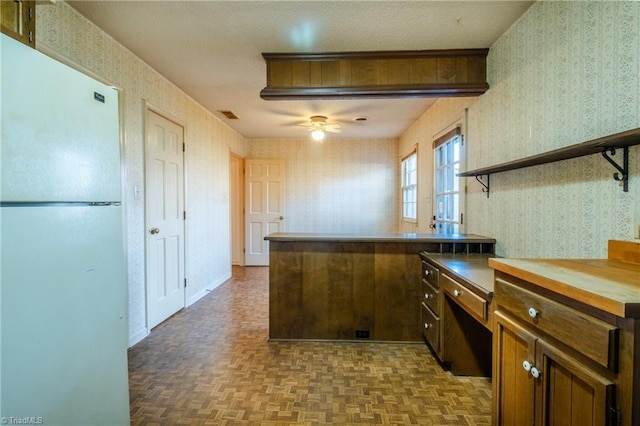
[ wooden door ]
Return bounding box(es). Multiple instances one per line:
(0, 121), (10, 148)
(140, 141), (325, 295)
(145, 109), (185, 329)
(537, 340), (614, 426)
(244, 159), (284, 266)
(493, 312), (537, 426)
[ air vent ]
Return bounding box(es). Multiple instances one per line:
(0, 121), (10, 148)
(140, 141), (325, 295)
(354, 117), (368, 122)
(219, 110), (239, 120)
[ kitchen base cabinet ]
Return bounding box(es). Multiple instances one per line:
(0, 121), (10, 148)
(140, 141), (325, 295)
(493, 312), (536, 425)
(419, 252), (495, 376)
(266, 233), (495, 341)
(490, 264), (638, 426)
(539, 340), (614, 426)
(493, 311), (614, 426)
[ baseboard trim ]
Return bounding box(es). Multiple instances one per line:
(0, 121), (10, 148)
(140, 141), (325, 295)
(186, 272), (232, 307)
(128, 328), (149, 348)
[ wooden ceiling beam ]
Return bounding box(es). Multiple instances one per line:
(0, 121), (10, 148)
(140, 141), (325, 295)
(260, 49), (489, 100)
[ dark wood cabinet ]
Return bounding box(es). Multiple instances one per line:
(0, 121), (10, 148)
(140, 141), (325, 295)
(1, 0), (35, 48)
(493, 308), (615, 426)
(490, 255), (639, 426)
(419, 252), (494, 376)
(266, 233), (495, 342)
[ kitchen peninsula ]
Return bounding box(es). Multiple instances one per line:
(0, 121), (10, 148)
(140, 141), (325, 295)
(265, 232), (495, 342)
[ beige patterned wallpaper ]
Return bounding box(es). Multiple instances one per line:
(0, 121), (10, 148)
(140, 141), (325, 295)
(397, 2), (639, 259)
(466, 1), (640, 258)
(32, 0), (640, 345)
(249, 138), (399, 234)
(36, 2), (248, 345)
(398, 97), (478, 234)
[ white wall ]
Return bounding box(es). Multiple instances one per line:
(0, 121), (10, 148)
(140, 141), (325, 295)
(36, 2), (248, 345)
(249, 138), (399, 234)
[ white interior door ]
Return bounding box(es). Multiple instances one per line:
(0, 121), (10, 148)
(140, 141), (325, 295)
(245, 159), (284, 266)
(146, 109), (186, 329)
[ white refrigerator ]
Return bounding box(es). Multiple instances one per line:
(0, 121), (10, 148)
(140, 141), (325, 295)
(1, 34), (130, 424)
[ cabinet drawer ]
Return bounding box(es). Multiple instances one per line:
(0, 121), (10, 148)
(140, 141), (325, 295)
(495, 277), (619, 371)
(422, 260), (439, 288)
(421, 302), (440, 354)
(441, 273), (487, 323)
(422, 278), (440, 315)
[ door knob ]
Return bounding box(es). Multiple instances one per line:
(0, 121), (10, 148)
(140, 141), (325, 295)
(279, 216), (284, 220)
(149, 227), (160, 235)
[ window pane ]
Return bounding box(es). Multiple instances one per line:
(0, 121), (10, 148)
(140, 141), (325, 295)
(401, 153), (417, 220)
(453, 163), (460, 192)
(409, 169), (417, 185)
(453, 195), (459, 220)
(453, 137), (460, 162)
(434, 135), (462, 233)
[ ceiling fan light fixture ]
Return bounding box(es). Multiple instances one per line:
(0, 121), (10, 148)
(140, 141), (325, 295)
(311, 129), (325, 141)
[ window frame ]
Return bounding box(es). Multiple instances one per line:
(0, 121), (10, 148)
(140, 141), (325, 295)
(401, 149), (418, 223)
(433, 127), (464, 234)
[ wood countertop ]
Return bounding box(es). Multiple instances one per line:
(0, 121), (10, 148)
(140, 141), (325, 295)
(265, 232), (495, 243)
(489, 255), (640, 319)
(422, 253), (495, 299)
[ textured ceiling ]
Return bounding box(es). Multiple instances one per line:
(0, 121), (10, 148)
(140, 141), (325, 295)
(68, 1), (534, 139)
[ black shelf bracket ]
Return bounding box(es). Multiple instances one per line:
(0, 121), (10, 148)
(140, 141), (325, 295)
(475, 174), (490, 198)
(601, 147), (629, 192)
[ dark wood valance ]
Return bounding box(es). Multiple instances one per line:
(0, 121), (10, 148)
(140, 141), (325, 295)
(261, 50), (489, 100)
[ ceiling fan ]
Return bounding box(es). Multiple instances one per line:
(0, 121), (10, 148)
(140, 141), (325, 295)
(301, 115), (342, 141)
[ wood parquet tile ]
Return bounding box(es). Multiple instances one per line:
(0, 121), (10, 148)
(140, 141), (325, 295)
(129, 266), (491, 425)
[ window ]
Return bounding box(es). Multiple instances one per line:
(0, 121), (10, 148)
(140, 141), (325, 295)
(401, 151), (417, 221)
(434, 129), (462, 233)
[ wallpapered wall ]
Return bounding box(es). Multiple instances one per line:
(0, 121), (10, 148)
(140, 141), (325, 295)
(397, 97), (478, 234)
(397, 2), (639, 258)
(249, 138), (399, 234)
(466, 1), (640, 258)
(36, 2), (248, 346)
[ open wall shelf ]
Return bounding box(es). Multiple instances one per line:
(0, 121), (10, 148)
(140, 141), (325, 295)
(458, 127), (640, 196)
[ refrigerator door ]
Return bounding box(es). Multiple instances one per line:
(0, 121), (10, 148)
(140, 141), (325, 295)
(1, 34), (121, 203)
(1, 205), (130, 425)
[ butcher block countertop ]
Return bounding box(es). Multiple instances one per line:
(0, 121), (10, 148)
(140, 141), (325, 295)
(489, 240), (640, 319)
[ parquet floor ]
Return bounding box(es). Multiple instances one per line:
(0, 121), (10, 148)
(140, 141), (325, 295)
(129, 266), (492, 425)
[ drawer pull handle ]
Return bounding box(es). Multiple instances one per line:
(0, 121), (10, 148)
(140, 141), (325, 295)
(425, 293), (434, 299)
(530, 367), (541, 379)
(424, 270), (430, 276)
(424, 322), (431, 329)
(522, 360), (532, 372)
(528, 307), (539, 318)
(453, 289), (461, 297)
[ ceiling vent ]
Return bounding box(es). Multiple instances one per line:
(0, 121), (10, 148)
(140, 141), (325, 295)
(219, 110), (239, 120)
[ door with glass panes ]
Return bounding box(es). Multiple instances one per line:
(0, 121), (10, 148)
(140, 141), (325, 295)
(434, 129), (463, 233)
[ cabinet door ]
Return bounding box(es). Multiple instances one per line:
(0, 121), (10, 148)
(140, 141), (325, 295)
(1, 0), (35, 47)
(537, 340), (614, 426)
(493, 311), (537, 426)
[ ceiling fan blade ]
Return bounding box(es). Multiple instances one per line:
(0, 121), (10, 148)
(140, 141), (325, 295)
(325, 127), (342, 133)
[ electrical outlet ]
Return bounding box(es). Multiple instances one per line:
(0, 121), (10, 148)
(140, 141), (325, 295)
(355, 329), (370, 339)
